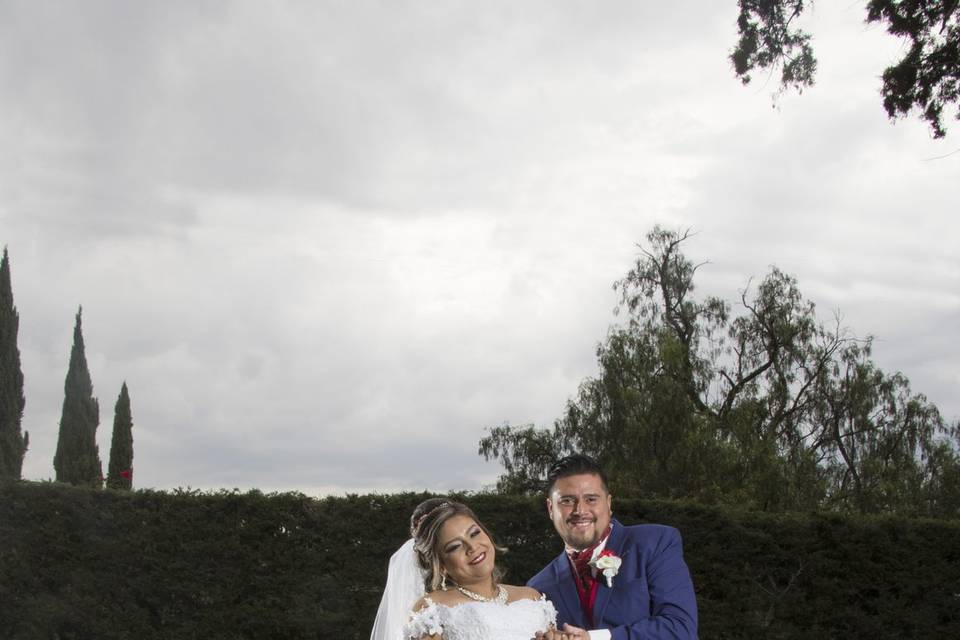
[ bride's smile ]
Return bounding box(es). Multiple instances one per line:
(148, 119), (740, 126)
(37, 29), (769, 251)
(439, 514), (496, 588)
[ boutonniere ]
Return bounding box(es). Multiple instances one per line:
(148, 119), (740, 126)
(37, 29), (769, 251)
(589, 549), (622, 587)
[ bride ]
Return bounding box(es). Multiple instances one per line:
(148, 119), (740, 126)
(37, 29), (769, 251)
(371, 499), (576, 640)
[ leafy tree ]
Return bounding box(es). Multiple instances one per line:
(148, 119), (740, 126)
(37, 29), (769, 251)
(480, 423), (565, 494)
(106, 382), (134, 490)
(731, 0), (960, 138)
(730, 0), (816, 95)
(919, 420), (960, 515)
(812, 342), (949, 513)
(53, 308), (102, 487)
(480, 227), (959, 516)
(0, 247), (28, 479)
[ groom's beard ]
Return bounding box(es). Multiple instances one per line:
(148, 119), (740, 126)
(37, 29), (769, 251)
(565, 516), (602, 549)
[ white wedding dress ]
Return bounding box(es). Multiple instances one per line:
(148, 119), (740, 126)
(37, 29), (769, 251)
(403, 596), (557, 640)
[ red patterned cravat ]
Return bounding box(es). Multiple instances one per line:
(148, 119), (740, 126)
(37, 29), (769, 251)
(566, 523), (612, 625)
(570, 545), (597, 590)
(568, 523), (613, 588)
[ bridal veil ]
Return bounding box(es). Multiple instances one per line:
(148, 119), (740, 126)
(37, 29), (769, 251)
(370, 538), (425, 640)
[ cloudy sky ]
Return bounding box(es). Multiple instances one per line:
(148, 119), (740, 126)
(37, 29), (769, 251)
(3, 1), (957, 495)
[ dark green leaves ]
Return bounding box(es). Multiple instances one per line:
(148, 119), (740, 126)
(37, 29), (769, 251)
(867, 0), (960, 138)
(730, 0), (817, 93)
(0, 247), (27, 479)
(53, 309), (103, 487)
(480, 226), (959, 516)
(731, 0), (960, 137)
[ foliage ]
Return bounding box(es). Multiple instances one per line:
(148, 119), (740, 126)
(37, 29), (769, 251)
(479, 423), (564, 494)
(731, 0), (960, 137)
(867, 0), (960, 138)
(480, 227), (960, 516)
(1, 482), (957, 639)
(53, 308), (103, 487)
(730, 0), (816, 94)
(0, 247), (27, 479)
(106, 382), (134, 490)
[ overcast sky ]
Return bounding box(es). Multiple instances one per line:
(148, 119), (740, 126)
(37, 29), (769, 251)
(3, 1), (957, 495)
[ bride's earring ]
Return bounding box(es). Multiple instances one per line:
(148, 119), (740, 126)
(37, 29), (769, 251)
(441, 572), (447, 590)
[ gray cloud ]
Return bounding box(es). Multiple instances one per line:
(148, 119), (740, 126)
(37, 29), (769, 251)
(3, 1), (958, 494)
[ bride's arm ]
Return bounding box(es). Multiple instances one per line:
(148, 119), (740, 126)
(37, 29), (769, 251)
(524, 587), (579, 639)
(405, 597), (443, 640)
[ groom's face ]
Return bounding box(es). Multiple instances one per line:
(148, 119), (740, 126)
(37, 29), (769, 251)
(546, 473), (612, 551)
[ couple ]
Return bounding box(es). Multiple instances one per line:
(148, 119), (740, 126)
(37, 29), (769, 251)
(370, 455), (698, 640)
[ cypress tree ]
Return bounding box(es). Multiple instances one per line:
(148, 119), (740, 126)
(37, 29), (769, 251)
(53, 308), (102, 487)
(106, 382), (133, 490)
(0, 247), (28, 479)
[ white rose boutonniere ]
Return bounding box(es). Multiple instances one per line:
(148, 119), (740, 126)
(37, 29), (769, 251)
(589, 549), (622, 587)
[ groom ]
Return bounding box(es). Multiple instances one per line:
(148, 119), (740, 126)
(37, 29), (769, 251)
(528, 455), (698, 640)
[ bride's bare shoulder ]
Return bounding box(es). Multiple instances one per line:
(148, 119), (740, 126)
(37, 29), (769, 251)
(419, 589), (461, 608)
(504, 584), (542, 602)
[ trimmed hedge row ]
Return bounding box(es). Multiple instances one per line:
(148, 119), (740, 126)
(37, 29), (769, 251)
(1, 481), (958, 639)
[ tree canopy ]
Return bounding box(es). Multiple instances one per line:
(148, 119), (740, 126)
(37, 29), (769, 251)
(480, 227), (960, 517)
(53, 309), (102, 487)
(0, 247), (28, 479)
(731, 0), (960, 138)
(106, 382), (134, 491)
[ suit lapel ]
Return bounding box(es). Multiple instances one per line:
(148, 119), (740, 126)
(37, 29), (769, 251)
(552, 552), (586, 628)
(592, 519), (626, 625)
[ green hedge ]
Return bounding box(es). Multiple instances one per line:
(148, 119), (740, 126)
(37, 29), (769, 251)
(1, 481), (958, 639)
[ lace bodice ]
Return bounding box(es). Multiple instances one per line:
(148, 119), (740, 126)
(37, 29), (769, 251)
(403, 595), (557, 640)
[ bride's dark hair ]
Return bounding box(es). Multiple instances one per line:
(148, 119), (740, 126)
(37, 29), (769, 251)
(412, 501), (506, 592)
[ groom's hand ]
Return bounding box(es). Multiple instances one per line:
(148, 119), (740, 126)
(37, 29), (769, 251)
(534, 623), (589, 640)
(560, 623), (589, 639)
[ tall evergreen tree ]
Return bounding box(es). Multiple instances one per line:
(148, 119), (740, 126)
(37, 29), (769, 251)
(0, 247), (28, 479)
(106, 382), (133, 490)
(53, 308), (102, 487)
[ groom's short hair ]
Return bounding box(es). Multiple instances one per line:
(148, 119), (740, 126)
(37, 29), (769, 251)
(546, 454), (609, 495)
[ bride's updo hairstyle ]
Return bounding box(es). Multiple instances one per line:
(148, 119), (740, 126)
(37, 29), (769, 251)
(411, 500), (506, 592)
(409, 497), (451, 537)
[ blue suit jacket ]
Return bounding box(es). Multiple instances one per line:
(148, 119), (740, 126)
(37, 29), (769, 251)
(527, 520), (698, 640)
